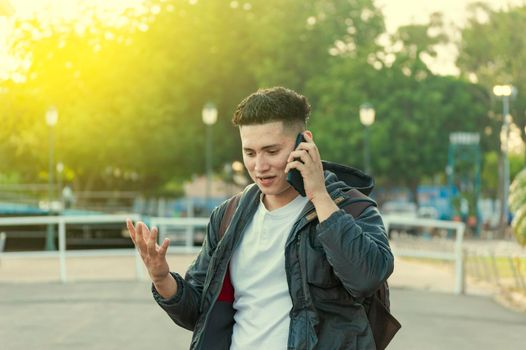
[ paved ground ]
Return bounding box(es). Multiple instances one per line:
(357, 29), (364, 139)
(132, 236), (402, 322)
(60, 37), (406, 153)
(389, 289), (526, 350)
(0, 280), (192, 350)
(1, 254), (525, 349)
(2, 282), (525, 350)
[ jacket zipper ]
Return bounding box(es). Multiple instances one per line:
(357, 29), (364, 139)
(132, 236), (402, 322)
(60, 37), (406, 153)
(196, 228), (248, 349)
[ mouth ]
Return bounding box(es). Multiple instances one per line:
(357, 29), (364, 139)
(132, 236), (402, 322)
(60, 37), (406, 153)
(257, 175), (277, 186)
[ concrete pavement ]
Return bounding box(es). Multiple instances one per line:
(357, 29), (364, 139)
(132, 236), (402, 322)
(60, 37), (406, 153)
(0, 281), (193, 350)
(389, 288), (526, 350)
(1, 254), (525, 349)
(1, 281), (525, 350)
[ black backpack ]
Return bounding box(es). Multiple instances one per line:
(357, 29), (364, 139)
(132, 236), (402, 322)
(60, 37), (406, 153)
(218, 189), (401, 350)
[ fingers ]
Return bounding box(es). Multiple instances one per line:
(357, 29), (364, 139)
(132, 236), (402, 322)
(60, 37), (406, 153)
(134, 222), (149, 253)
(158, 238), (170, 257)
(136, 221), (153, 241)
(287, 149), (313, 164)
(126, 218), (136, 243)
(296, 143), (320, 164)
(147, 226), (158, 256)
(129, 220), (165, 257)
(284, 159), (305, 174)
(142, 222), (152, 241)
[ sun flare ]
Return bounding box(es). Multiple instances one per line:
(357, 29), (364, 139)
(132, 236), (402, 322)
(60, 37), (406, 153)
(11, 0), (147, 20)
(0, 0), (152, 82)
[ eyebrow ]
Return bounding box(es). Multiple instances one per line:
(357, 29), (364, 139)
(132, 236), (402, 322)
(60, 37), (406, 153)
(243, 144), (281, 152)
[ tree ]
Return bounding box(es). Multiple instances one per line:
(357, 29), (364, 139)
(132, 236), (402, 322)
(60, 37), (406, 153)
(1, 0), (387, 194)
(457, 3), (526, 162)
(308, 15), (491, 202)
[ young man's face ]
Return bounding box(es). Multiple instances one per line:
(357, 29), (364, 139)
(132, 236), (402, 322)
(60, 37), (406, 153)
(239, 121), (299, 203)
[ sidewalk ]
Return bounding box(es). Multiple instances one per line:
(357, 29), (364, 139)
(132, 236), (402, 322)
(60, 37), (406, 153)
(0, 252), (446, 287)
(3, 279), (525, 350)
(1, 252), (524, 310)
(2, 253), (526, 350)
(0, 253), (197, 283)
(0, 251), (507, 291)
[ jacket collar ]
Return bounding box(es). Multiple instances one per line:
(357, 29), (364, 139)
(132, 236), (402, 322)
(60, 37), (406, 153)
(235, 161), (373, 229)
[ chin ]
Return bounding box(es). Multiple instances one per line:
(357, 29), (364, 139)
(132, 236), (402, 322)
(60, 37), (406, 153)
(263, 184), (294, 197)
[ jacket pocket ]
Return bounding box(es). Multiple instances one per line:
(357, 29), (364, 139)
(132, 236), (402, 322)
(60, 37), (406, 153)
(305, 242), (340, 289)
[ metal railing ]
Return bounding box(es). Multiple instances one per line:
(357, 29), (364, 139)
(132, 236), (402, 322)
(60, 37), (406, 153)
(0, 215), (141, 282)
(0, 232), (5, 252)
(150, 217), (209, 254)
(384, 215), (466, 295)
(464, 247), (526, 293)
(1, 214), (467, 292)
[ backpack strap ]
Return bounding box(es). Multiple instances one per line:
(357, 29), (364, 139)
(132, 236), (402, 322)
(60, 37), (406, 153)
(217, 188), (377, 251)
(218, 188), (373, 239)
(342, 190), (401, 348)
(342, 188), (375, 218)
(218, 193), (242, 240)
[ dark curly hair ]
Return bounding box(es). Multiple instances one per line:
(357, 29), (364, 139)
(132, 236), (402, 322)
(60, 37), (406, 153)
(232, 87), (311, 128)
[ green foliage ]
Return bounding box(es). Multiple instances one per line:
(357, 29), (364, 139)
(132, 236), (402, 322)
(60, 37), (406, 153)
(457, 4), (526, 156)
(309, 17), (490, 198)
(0, 0), (506, 200)
(509, 168), (526, 246)
(2, 0), (385, 192)
(482, 151), (499, 197)
(482, 152), (525, 197)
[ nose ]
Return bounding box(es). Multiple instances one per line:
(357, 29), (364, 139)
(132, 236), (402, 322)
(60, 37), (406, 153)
(254, 154), (270, 173)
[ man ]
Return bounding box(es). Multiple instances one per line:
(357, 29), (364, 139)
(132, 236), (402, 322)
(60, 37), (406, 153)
(127, 87), (394, 349)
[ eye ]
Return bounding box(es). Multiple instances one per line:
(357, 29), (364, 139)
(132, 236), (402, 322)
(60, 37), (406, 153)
(267, 149), (279, 155)
(244, 151), (255, 157)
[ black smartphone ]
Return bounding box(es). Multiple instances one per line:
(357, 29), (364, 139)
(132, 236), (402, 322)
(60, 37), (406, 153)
(287, 133), (307, 196)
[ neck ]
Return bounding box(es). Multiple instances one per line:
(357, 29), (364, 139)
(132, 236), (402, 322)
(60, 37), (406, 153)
(262, 186), (299, 211)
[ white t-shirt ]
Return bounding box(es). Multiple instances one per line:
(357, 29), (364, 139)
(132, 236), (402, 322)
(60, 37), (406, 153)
(230, 194), (309, 350)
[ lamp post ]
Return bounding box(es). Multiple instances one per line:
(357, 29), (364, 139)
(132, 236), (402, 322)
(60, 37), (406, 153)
(493, 84), (517, 233)
(202, 102), (217, 214)
(56, 162), (64, 211)
(359, 103), (375, 174)
(45, 106), (58, 251)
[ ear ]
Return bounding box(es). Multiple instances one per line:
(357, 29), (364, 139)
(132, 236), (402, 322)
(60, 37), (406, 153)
(303, 130), (313, 140)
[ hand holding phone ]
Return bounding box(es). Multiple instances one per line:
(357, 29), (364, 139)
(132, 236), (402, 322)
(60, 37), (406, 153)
(286, 133), (307, 196)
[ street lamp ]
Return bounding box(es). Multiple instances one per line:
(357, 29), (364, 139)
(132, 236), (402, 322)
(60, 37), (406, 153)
(359, 103), (375, 174)
(56, 162), (64, 210)
(493, 84), (517, 233)
(45, 106), (58, 251)
(202, 102), (217, 214)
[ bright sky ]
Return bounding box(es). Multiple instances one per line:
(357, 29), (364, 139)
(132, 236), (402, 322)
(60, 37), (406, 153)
(8, 0), (522, 23)
(375, 0), (525, 75)
(7, 0), (145, 19)
(1, 0), (525, 76)
(376, 0), (524, 33)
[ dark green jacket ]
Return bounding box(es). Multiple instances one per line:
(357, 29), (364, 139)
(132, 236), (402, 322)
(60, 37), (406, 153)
(153, 162), (394, 349)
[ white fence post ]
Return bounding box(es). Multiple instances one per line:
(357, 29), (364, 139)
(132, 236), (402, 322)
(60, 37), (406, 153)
(385, 215), (466, 295)
(454, 224), (465, 295)
(58, 219), (67, 283)
(0, 232), (6, 252)
(0, 232), (6, 266)
(0, 215), (209, 281)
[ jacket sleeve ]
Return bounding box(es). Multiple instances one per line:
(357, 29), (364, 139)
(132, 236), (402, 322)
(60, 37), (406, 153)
(316, 206), (394, 298)
(151, 203), (226, 330)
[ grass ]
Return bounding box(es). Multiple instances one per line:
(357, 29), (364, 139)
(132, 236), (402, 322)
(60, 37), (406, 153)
(466, 255), (526, 280)
(398, 255), (526, 281)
